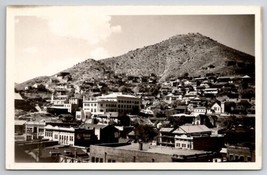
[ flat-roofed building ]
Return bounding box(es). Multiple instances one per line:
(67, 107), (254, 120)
(90, 143), (216, 162)
(83, 93), (141, 118)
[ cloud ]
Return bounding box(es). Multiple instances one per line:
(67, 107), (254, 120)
(22, 47), (38, 54)
(89, 47), (110, 60)
(42, 10), (121, 45)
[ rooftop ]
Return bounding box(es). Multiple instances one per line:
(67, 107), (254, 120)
(173, 125), (211, 134)
(115, 143), (208, 156)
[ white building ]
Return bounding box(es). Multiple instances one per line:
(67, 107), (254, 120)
(204, 88), (218, 95)
(25, 120), (46, 141)
(44, 125), (75, 146)
(83, 93), (141, 118)
(192, 106), (207, 116)
(207, 101), (225, 114)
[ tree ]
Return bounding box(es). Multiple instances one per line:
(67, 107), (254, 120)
(135, 125), (158, 142)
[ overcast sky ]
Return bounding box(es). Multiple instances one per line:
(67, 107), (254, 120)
(15, 10), (255, 83)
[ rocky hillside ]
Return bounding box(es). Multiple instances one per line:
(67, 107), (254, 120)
(16, 33), (255, 89)
(101, 33), (254, 81)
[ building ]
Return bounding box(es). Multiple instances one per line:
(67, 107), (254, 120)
(159, 127), (176, 147)
(79, 124), (120, 144)
(25, 120), (46, 141)
(44, 124), (98, 147)
(192, 106), (207, 116)
(204, 88), (218, 95)
(164, 93), (182, 104)
(159, 124), (224, 152)
(32, 145), (89, 162)
(90, 143), (216, 162)
(83, 93), (141, 118)
(226, 145), (255, 162)
(207, 101), (225, 114)
(15, 120), (26, 135)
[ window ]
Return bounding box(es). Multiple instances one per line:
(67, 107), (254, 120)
(96, 157), (99, 163)
(91, 157), (95, 162)
(100, 158), (103, 163)
(55, 134), (58, 139)
(152, 159), (155, 162)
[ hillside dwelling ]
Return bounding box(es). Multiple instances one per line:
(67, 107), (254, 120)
(207, 101), (225, 114)
(217, 76), (233, 83)
(204, 88), (218, 95)
(75, 110), (85, 121)
(56, 83), (68, 90)
(192, 106), (207, 116)
(32, 83), (39, 89)
(51, 94), (68, 105)
(164, 93), (182, 104)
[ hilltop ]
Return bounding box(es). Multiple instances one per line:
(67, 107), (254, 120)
(16, 33), (255, 89)
(101, 33), (254, 81)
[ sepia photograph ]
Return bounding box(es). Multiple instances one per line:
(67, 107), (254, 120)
(6, 6), (262, 170)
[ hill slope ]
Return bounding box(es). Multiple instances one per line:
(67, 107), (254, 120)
(16, 33), (255, 89)
(101, 33), (254, 81)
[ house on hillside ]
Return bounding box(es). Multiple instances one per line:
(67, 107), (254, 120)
(207, 101), (225, 114)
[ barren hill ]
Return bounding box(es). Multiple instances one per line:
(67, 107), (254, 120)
(16, 33), (255, 89)
(101, 33), (254, 81)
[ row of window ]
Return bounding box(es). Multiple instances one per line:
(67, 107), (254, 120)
(91, 157), (116, 163)
(106, 104), (117, 107)
(84, 108), (97, 112)
(58, 135), (74, 141)
(118, 100), (139, 104)
(45, 131), (53, 137)
(176, 143), (192, 149)
(118, 104), (137, 109)
(84, 103), (97, 107)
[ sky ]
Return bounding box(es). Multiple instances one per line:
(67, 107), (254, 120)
(14, 8), (255, 83)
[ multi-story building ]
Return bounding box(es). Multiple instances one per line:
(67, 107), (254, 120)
(83, 93), (141, 118)
(25, 120), (46, 141)
(159, 124), (224, 152)
(44, 124), (97, 147)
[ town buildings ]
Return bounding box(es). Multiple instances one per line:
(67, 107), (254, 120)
(14, 71), (256, 163)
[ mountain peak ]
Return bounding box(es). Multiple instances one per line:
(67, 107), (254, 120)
(17, 33), (255, 89)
